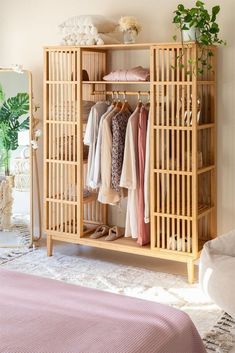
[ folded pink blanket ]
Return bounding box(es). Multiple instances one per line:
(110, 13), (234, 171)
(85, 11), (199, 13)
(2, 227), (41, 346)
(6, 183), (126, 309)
(0, 269), (206, 353)
(103, 66), (150, 81)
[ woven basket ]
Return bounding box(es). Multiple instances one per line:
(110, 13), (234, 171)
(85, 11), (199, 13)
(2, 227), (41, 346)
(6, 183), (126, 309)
(58, 135), (89, 161)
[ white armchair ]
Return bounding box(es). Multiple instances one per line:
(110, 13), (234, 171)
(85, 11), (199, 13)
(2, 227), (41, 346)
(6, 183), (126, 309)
(199, 230), (235, 317)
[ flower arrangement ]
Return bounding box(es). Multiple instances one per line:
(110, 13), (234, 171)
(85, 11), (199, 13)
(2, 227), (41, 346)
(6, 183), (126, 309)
(31, 129), (42, 150)
(118, 16), (142, 34)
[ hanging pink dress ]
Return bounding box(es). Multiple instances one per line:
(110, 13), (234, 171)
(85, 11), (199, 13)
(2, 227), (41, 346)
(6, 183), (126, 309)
(137, 106), (150, 246)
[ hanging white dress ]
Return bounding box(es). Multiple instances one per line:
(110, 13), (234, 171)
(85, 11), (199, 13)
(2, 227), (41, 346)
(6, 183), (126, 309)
(119, 106), (140, 238)
(91, 104), (114, 189)
(84, 101), (109, 189)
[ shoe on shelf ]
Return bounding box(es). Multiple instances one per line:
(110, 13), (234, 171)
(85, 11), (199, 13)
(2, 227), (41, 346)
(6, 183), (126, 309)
(90, 225), (109, 239)
(105, 226), (124, 241)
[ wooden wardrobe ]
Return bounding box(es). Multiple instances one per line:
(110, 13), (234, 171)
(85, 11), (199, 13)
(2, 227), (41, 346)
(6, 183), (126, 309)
(43, 43), (217, 283)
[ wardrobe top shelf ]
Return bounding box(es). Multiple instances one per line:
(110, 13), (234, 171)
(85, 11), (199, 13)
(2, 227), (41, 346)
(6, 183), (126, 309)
(82, 81), (150, 84)
(44, 42), (216, 51)
(44, 43), (163, 50)
(45, 80), (215, 85)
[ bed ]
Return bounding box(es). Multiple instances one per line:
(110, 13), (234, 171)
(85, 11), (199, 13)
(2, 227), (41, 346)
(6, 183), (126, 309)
(0, 269), (206, 353)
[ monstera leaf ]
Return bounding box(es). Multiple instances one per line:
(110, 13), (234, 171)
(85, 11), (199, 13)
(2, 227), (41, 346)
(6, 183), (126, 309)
(0, 124), (19, 151)
(0, 92), (29, 175)
(0, 92), (29, 125)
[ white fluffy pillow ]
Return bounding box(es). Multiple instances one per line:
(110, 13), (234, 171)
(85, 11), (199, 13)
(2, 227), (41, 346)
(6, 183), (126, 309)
(59, 15), (117, 36)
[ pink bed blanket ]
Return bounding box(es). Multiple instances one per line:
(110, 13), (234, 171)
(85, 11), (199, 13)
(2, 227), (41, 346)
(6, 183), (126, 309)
(0, 269), (206, 353)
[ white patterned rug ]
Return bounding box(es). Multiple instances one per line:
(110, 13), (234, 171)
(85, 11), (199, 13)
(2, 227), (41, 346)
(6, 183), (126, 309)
(1, 247), (234, 352)
(0, 221), (32, 264)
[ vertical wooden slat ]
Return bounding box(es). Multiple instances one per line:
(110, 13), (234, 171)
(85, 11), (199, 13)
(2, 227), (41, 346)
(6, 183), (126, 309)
(77, 48), (83, 237)
(156, 48), (159, 82)
(210, 48), (217, 239)
(191, 44), (198, 256)
(170, 49), (175, 226)
(165, 49), (170, 249)
(51, 55), (56, 232)
(160, 82), (165, 249)
(150, 47), (155, 248)
(186, 48), (192, 253)
(60, 52), (64, 231)
(182, 79), (186, 215)
(44, 50), (49, 235)
(166, 88), (170, 248)
(176, 51), (181, 250)
(161, 217), (165, 249)
(154, 48), (160, 248)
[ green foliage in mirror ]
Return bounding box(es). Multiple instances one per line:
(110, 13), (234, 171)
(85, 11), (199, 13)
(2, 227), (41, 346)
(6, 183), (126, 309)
(0, 84), (5, 106)
(0, 92), (29, 176)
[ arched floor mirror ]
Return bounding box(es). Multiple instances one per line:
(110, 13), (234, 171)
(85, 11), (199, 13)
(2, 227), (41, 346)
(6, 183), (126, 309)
(0, 68), (40, 248)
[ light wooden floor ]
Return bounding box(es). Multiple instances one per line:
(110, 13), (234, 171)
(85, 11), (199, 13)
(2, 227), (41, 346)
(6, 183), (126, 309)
(38, 238), (199, 281)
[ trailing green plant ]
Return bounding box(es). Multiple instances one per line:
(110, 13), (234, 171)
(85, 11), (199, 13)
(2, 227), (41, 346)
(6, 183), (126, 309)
(0, 92), (29, 176)
(172, 1), (226, 75)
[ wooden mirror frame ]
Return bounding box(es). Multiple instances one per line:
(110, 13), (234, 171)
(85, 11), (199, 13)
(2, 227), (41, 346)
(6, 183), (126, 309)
(0, 68), (41, 248)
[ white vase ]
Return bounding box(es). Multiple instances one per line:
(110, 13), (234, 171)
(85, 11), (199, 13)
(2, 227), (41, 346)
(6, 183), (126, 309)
(182, 27), (200, 42)
(123, 29), (137, 44)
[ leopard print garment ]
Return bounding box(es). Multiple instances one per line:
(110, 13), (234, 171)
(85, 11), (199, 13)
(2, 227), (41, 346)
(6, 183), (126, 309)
(111, 110), (132, 192)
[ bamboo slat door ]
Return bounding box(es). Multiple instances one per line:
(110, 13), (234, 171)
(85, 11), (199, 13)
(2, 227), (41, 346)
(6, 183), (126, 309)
(150, 43), (217, 280)
(44, 48), (81, 254)
(150, 44), (197, 277)
(44, 48), (111, 252)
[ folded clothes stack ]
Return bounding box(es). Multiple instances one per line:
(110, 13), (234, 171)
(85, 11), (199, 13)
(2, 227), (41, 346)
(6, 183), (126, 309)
(103, 66), (150, 81)
(59, 15), (121, 45)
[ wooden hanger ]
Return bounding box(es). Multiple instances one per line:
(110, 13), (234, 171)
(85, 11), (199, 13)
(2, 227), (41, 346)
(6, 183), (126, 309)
(116, 91), (123, 109)
(137, 91), (143, 108)
(111, 91), (117, 108)
(121, 92), (132, 112)
(144, 91), (151, 109)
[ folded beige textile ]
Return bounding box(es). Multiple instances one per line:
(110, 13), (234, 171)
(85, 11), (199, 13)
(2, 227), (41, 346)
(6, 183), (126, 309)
(103, 66), (150, 81)
(61, 32), (121, 45)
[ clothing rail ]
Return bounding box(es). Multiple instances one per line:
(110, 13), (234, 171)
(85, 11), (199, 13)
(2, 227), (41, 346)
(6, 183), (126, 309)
(91, 90), (150, 97)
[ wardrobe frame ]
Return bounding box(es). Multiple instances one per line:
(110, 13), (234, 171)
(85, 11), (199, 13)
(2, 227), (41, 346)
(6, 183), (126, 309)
(43, 43), (217, 283)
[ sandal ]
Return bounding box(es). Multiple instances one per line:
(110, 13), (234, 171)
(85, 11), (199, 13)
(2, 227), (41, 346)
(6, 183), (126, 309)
(90, 225), (109, 239)
(105, 226), (124, 241)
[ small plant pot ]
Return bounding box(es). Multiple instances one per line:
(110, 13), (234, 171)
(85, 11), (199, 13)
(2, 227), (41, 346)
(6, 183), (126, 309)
(6, 175), (15, 188)
(0, 175), (14, 231)
(182, 27), (200, 42)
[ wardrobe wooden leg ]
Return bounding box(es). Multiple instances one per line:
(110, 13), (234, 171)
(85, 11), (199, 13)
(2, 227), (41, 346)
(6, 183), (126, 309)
(47, 235), (53, 256)
(187, 260), (195, 284)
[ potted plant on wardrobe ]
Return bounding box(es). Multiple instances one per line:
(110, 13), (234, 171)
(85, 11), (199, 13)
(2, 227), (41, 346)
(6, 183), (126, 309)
(0, 90), (29, 230)
(172, 1), (226, 74)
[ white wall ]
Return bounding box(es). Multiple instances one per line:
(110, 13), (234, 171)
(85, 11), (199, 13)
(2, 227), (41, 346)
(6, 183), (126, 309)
(1, 0), (235, 235)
